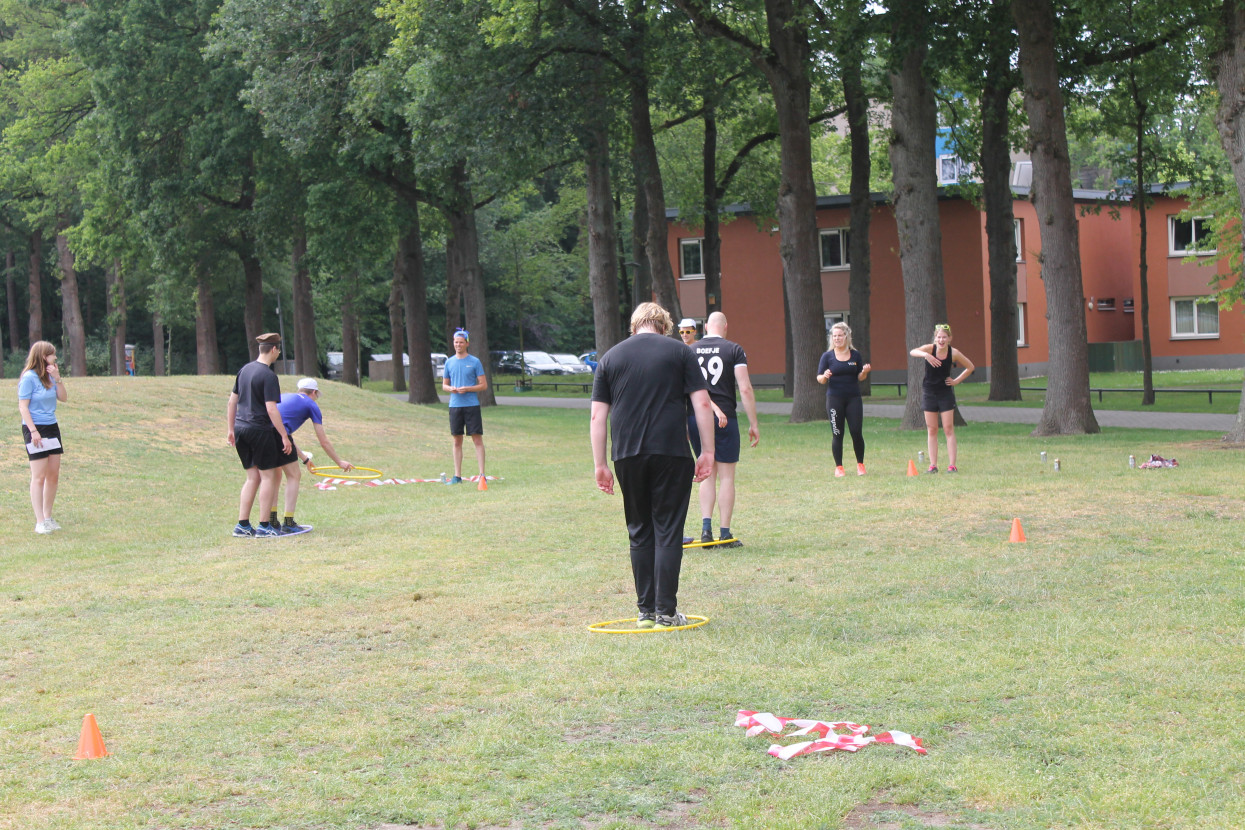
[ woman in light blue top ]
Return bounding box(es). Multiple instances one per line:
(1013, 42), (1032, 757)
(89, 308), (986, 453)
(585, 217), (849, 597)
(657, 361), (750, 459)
(18, 341), (67, 533)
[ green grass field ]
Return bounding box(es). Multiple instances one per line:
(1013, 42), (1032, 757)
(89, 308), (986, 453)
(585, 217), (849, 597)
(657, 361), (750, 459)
(3, 376), (1244, 829)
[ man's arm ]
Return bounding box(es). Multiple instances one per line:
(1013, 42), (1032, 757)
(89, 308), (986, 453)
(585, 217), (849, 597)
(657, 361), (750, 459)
(265, 401), (292, 454)
(590, 400), (614, 494)
(226, 392), (239, 446)
(735, 365), (760, 447)
(689, 389), (715, 482)
(312, 422), (352, 470)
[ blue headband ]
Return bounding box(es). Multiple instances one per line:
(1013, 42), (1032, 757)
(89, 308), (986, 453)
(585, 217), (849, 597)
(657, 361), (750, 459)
(454, 328), (469, 342)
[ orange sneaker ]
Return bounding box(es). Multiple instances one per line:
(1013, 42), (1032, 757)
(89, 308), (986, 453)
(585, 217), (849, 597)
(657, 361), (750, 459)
(857, 463), (866, 476)
(834, 466), (846, 478)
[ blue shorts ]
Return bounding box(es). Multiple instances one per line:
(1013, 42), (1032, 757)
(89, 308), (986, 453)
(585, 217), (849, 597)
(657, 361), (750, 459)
(687, 413), (741, 464)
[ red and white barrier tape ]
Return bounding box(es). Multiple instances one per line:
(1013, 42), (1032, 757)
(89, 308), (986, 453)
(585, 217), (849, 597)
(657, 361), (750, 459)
(315, 475), (501, 491)
(735, 710), (926, 757)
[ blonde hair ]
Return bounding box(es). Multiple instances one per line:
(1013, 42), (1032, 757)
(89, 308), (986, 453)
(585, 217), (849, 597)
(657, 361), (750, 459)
(23, 341), (56, 388)
(630, 302), (673, 336)
(830, 321), (853, 350)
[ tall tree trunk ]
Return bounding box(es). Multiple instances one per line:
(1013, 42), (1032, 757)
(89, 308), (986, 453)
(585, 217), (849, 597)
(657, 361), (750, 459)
(342, 284), (360, 386)
(890, 3), (951, 429)
(195, 269), (219, 374)
(1132, 73), (1155, 406)
(388, 265), (406, 392)
(1211, 0), (1245, 442)
(625, 9), (681, 321)
(759, 0), (825, 421)
(982, 22), (1022, 401)
(106, 261), (127, 375)
(153, 316), (165, 377)
(703, 105), (723, 315)
(586, 116), (623, 355)
(291, 230), (318, 376)
(396, 203), (439, 404)
(28, 228), (42, 344)
(55, 230), (86, 377)
(843, 49), (873, 396)
(630, 172), (652, 308)
(238, 237), (264, 362)
(6, 248), (18, 355)
(1014, 0), (1100, 434)
(443, 167), (495, 405)
(782, 273), (794, 398)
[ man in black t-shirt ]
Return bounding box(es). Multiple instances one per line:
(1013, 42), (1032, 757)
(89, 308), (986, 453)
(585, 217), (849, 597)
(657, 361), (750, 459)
(226, 333), (292, 538)
(691, 312), (760, 548)
(591, 303), (714, 629)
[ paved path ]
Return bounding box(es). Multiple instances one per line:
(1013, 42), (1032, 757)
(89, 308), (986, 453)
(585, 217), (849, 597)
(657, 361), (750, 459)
(425, 394), (1236, 432)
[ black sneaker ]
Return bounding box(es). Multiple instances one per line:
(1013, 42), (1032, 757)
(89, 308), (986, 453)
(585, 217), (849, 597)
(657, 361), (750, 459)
(700, 531), (714, 544)
(719, 537), (743, 548)
(636, 612), (656, 630)
(281, 522), (309, 535)
(655, 613), (689, 629)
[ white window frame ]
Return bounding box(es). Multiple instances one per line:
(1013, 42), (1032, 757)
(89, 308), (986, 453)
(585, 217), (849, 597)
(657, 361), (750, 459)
(1016, 302), (1026, 346)
(1168, 215), (1216, 256)
(824, 311), (849, 349)
(1170, 297), (1219, 339)
(679, 238), (705, 279)
(819, 228), (850, 271)
(939, 154), (973, 185)
(1014, 218), (1024, 262)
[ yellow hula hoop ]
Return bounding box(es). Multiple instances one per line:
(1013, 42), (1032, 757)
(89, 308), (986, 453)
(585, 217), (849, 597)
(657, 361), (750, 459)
(309, 465), (383, 480)
(682, 538), (738, 549)
(588, 614), (709, 634)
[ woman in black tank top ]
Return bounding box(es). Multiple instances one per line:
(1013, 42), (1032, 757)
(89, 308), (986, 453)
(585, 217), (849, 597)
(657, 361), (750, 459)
(909, 324), (975, 473)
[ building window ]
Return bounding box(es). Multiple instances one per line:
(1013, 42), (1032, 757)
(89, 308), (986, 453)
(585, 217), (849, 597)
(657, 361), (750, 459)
(939, 154), (973, 184)
(1016, 303), (1026, 346)
(1014, 218), (1024, 262)
(1123, 298), (1134, 313)
(1169, 216), (1215, 256)
(824, 311), (849, 349)
(1170, 297), (1219, 338)
(1096, 298), (1115, 311)
(820, 228), (850, 270)
(680, 239), (704, 278)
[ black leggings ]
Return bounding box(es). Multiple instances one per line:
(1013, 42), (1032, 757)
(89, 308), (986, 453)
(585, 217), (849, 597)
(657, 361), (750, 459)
(826, 394), (865, 466)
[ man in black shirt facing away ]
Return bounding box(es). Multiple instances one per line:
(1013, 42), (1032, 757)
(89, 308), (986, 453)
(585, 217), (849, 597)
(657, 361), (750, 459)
(227, 332), (292, 537)
(591, 303), (715, 629)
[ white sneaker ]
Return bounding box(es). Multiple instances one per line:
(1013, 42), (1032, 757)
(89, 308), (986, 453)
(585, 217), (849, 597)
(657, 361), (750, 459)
(45, 518), (62, 531)
(35, 520), (53, 534)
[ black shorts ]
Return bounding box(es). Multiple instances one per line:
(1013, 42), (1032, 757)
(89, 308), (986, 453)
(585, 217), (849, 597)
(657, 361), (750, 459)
(921, 387), (957, 413)
(277, 438), (300, 467)
(22, 421), (63, 461)
(687, 413), (741, 463)
(235, 425), (285, 471)
(449, 405), (483, 436)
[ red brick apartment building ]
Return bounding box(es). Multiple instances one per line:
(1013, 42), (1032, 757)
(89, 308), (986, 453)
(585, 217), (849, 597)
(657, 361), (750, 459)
(668, 188), (1242, 386)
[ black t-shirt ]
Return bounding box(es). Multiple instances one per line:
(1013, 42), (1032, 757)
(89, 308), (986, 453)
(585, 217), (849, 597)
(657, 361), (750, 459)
(922, 346), (956, 391)
(232, 361), (281, 430)
(817, 348), (865, 397)
(692, 335), (748, 417)
(592, 332), (707, 461)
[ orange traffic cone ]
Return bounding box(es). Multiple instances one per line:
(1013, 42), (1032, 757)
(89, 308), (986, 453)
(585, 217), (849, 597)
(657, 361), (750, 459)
(907, 459), (918, 477)
(73, 713), (109, 760)
(1009, 518), (1026, 543)
(477, 475), (488, 491)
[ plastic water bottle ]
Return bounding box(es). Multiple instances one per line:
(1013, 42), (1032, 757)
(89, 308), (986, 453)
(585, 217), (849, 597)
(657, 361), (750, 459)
(1129, 455), (1136, 469)
(1053, 459), (1061, 472)
(439, 472), (447, 484)
(918, 450), (924, 465)
(1040, 451), (1047, 463)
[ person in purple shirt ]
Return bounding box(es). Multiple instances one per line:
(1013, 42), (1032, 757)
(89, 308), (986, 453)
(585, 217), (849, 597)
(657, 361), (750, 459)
(269, 377), (354, 533)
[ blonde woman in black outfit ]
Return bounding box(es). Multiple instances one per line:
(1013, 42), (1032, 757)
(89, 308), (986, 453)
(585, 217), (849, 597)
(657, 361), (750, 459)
(910, 324), (975, 473)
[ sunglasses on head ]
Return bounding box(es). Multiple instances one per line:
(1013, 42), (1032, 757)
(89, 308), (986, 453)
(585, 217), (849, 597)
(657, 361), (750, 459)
(934, 324), (951, 332)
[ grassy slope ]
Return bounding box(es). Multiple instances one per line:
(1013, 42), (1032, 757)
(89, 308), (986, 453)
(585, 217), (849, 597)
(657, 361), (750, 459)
(2, 376), (1243, 829)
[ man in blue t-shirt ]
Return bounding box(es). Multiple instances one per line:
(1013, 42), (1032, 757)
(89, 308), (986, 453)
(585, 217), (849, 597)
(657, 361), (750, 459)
(268, 377), (355, 532)
(442, 328), (487, 485)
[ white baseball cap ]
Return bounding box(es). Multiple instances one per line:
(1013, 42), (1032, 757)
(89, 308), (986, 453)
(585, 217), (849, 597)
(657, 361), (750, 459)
(678, 318), (697, 329)
(297, 377), (319, 391)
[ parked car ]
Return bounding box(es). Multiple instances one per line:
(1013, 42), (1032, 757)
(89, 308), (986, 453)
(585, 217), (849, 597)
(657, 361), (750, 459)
(551, 353), (592, 374)
(579, 351), (598, 372)
(490, 350), (524, 374)
(430, 353), (448, 379)
(326, 351), (344, 380)
(522, 350), (571, 375)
